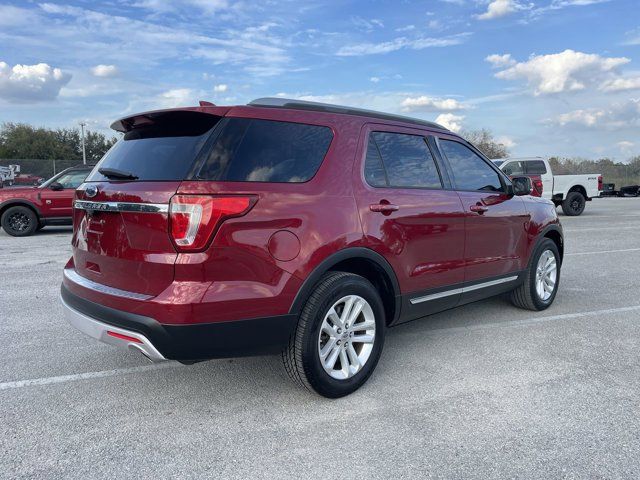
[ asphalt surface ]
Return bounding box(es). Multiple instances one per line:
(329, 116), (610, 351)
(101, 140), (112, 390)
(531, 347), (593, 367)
(1, 198), (640, 479)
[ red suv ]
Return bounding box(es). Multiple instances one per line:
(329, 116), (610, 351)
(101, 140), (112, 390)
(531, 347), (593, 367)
(61, 98), (563, 397)
(0, 166), (94, 236)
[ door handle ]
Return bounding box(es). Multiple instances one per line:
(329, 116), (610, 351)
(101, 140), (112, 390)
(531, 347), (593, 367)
(370, 203), (399, 214)
(470, 204), (488, 214)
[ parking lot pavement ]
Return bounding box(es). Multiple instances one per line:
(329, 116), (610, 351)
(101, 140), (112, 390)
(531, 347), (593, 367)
(1, 198), (640, 479)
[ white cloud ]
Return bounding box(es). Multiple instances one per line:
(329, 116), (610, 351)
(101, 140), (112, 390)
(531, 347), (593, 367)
(485, 53), (516, 68)
(496, 136), (517, 148)
(528, 0), (610, 19)
(34, 4), (291, 77)
(91, 64), (118, 77)
(351, 17), (385, 31)
(213, 83), (228, 92)
(157, 88), (196, 108)
(491, 49), (630, 95)
(548, 99), (640, 128)
(370, 76), (380, 83)
(600, 76), (640, 92)
(623, 28), (640, 46)
(0, 61), (71, 102)
(401, 95), (467, 112)
(133, 0), (230, 15)
(554, 109), (605, 126)
(617, 141), (635, 153)
(477, 0), (521, 20)
(435, 113), (465, 132)
(337, 32), (471, 56)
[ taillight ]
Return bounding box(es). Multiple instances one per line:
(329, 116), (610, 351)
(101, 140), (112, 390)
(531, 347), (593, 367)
(598, 175), (603, 191)
(533, 178), (544, 197)
(169, 195), (256, 252)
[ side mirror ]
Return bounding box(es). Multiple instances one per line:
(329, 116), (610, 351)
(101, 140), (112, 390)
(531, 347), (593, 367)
(511, 176), (533, 196)
(49, 181), (64, 191)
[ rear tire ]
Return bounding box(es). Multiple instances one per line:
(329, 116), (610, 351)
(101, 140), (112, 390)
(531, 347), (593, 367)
(283, 271), (385, 398)
(561, 191), (586, 216)
(1, 206), (38, 237)
(510, 238), (560, 311)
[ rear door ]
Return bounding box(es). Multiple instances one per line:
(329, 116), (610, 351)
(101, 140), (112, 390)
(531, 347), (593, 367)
(354, 125), (466, 322)
(72, 110), (222, 297)
(435, 137), (529, 287)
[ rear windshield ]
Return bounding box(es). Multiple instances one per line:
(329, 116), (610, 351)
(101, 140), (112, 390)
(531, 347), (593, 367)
(86, 111), (220, 182)
(195, 118), (333, 183)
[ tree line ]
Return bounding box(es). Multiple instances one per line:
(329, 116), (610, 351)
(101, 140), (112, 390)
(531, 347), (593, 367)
(0, 123), (117, 178)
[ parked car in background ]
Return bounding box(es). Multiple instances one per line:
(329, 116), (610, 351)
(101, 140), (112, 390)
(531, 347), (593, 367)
(0, 165), (94, 236)
(13, 174), (45, 186)
(619, 185), (640, 197)
(493, 157), (602, 216)
(61, 98), (564, 397)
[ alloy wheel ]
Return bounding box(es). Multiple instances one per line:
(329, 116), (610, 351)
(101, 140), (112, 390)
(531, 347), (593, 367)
(535, 250), (557, 301)
(8, 212), (31, 233)
(318, 295), (376, 380)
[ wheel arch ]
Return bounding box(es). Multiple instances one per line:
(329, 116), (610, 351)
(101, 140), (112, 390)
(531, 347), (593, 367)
(289, 247), (401, 326)
(540, 225), (564, 263)
(0, 199), (41, 220)
(567, 184), (587, 198)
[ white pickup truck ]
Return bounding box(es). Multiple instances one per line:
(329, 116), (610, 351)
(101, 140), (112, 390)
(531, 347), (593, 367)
(493, 157), (602, 216)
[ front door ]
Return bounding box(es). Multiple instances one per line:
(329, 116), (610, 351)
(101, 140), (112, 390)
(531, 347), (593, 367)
(39, 170), (88, 217)
(436, 138), (530, 290)
(354, 125), (466, 323)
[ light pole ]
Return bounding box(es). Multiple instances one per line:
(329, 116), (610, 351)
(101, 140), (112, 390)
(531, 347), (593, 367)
(79, 122), (87, 165)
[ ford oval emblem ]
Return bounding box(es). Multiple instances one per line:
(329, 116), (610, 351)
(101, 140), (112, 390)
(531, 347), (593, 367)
(85, 185), (98, 198)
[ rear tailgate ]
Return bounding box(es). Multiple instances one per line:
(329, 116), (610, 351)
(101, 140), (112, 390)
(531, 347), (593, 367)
(73, 182), (180, 296)
(71, 109), (225, 297)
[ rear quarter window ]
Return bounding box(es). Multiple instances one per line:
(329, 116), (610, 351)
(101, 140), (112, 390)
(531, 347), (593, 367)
(525, 161), (548, 175)
(196, 118), (333, 183)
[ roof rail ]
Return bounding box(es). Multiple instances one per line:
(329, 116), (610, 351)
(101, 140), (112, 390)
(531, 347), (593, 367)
(248, 97), (449, 131)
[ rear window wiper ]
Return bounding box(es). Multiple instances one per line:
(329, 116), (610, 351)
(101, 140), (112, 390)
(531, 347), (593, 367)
(98, 168), (139, 180)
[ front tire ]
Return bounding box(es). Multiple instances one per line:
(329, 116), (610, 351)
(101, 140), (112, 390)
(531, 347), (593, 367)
(1, 206), (38, 237)
(510, 238), (561, 311)
(283, 272), (386, 398)
(561, 191), (586, 216)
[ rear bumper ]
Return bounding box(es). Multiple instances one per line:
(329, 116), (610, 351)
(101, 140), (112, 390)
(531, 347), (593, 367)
(61, 293), (167, 362)
(61, 284), (298, 362)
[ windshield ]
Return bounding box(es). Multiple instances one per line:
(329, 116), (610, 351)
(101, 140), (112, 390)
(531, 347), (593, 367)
(40, 169), (90, 189)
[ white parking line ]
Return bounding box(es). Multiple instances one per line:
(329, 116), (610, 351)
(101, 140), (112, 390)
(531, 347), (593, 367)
(564, 226), (640, 232)
(4, 305), (640, 391)
(425, 305), (640, 335)
(565, 248), (640, 256)
(0, 361), (182, 391)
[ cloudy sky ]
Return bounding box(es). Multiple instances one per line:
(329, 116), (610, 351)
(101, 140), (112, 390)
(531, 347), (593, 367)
(0, 0), (638, 159)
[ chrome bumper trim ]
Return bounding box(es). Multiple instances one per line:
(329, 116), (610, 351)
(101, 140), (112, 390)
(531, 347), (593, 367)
(410, 275), (519, 305)
(63, 269), (153, 301)
(74, 200), (169, 214)
(61, 295), (166, 362)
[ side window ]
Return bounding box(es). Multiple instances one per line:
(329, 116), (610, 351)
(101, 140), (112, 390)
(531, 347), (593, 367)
(525, 160), (547, 175)
(502, 161), (525, 176)
(197, 118), (333, 183)
(365, 132), (442, 189)
(439, 140), (504, 192)
(364, 136), (387, 187)
(56, 171), (88, 189)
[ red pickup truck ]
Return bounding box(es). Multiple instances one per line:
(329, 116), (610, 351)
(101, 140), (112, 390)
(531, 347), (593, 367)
(0, 165), (93, 236)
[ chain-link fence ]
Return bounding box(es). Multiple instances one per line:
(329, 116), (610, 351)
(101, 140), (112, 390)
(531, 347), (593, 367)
(0, 159), (90, 181)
